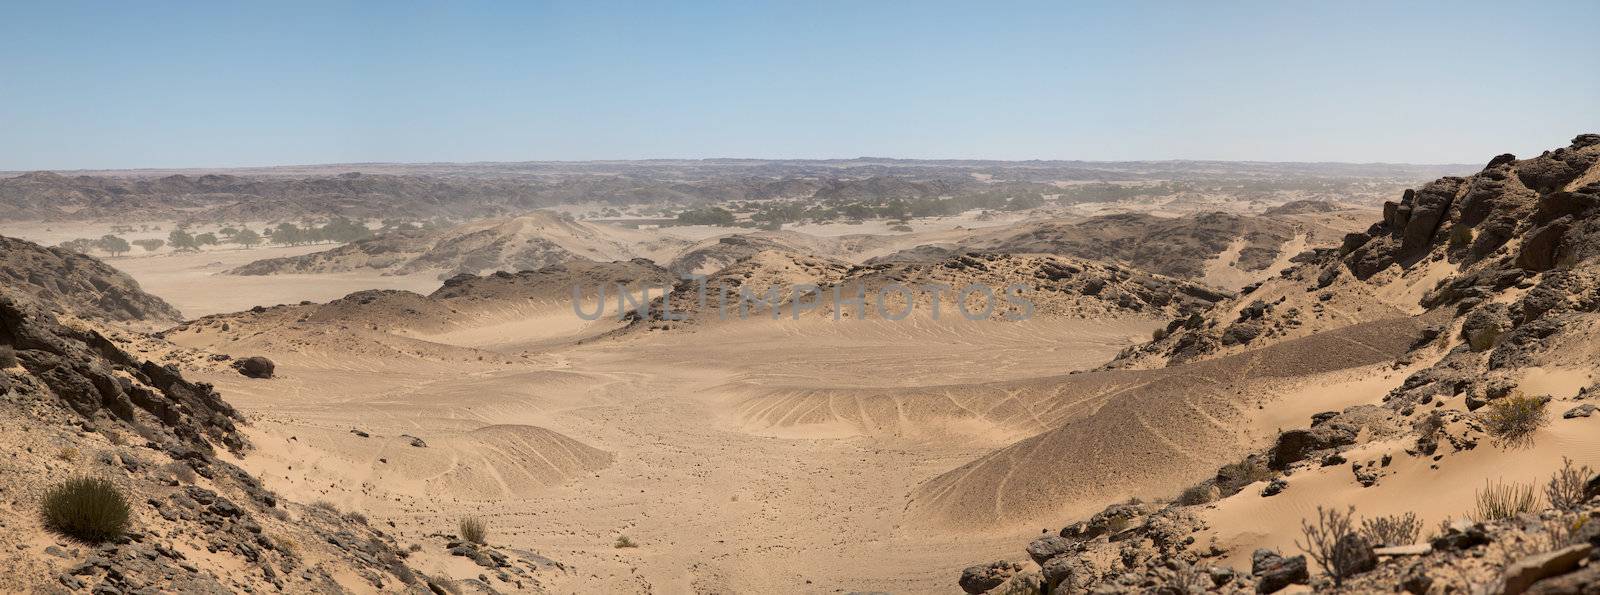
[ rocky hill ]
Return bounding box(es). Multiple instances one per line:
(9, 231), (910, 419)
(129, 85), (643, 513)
(951, 134), (1600, 594)
(228, 211), (683, 278)
(0, 234), (183, 324)
(0, 286), (446, 592)
(873, 211), (1351, 289)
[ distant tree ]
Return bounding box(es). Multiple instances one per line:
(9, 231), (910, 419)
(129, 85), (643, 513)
(675, 207), (736, 226)
(233, 228), (262, 248)
(272, 223), (305, 246)
(318, 217), (372, 243)
(132, 239), (164, 252)
(193, 233), (219, 247)
(877, 200), (908, 220)
(96, 235), (130, 256)
(1006, 193), (1045, 211)
(57, 238), (98, 254)
(218, 227), (239, 240)
(168, 229), (200, 252)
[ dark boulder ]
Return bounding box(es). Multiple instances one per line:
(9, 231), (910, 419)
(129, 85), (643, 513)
(1025, 535), (1077, 565)
(958, 561), (1016, 594)
(232, 356), (275, 379)
(1251, 549), (1309, 593)
(1268, 424), (1357, 470)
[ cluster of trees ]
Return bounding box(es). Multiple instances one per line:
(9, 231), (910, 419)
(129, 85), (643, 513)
(57, 217), (381, 256)
(167, 228), (241, 251)
(672, 189), (1052, 231)
(263, 217), (373, 245)
(675, 207), (737, 226)
(58, 235), (134, 256)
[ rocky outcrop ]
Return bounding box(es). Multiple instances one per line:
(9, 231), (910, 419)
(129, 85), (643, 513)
(0, 282), (441, 591)
(0, 235), (182, 323)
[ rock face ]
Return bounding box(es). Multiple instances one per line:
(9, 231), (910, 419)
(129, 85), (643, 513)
(0, 235), (183, 324)
(1251, 549), (1310, 593)
(955, 135), (1600, 595)
(1, 292), (245, 452)
(0, 280), (440, 591)
(231, 356), (275, 379)
(959, 561), (1019, 594)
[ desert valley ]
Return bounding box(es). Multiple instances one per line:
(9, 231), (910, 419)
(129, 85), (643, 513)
(0, 134), (1597, 594)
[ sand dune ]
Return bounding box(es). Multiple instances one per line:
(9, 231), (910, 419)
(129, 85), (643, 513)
(907, 317), (1429, 530)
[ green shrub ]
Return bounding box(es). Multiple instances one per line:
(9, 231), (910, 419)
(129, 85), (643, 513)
(40, 477), (131, 543)
(1473, 480), (1541, 521)
(1480, 394), (1549, 448)
(614, 535), (638, 548)
(459, 516), (487, 544)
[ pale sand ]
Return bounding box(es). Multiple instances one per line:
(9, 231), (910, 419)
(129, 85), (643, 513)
(170, 296), (1152, 592)
(110, 245), (441, 318)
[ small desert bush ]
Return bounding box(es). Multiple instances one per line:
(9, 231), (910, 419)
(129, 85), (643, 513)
(163, 461), (197, 484)
(1176, 484), (1215, 506)
(1216, 456), (1274, 495)
(40, 477), (131, 543)
(273, 535), (299, 558)
(1295, 505), (1370, 586)
(310, 500), (340, 514)
(614, 535), (638, 548)
(1448, 225), (1474, 250)
(459, 516), (487, 544)
(1480, 395), (1549, 448)
(0, 345), (16, 368)
(344, 511), (368, 524)
(1473, 480), (1541, 521)
(58, 446), (80, 462)
(1360, 512), (1422, 546)
(1545, 457), (1593, 510)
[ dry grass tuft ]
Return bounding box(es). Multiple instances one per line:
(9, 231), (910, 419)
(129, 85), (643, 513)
(41, 477), (131, 543)
(459, 516), (487, 544)
(1472, 480), (1541, 521)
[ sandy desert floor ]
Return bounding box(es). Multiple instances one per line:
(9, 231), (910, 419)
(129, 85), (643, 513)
(178, 310), (1158, 593)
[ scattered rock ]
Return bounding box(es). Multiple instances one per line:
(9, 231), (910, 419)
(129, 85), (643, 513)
(1261, 478), (1288, 497)
(1432, 521), (1492, 551)
(1562, 404), (1595, 419)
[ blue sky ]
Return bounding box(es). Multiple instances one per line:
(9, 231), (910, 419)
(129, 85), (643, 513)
(2, 1), (1596, 169)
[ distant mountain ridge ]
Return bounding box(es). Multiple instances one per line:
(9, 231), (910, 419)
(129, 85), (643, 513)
(0, 159), (1472, 223)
